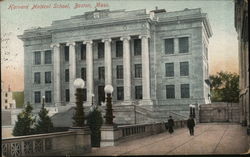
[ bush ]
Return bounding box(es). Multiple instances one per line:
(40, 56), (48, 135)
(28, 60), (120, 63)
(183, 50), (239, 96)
(87, 106), (103, 147)
(34, 106), (54, 134)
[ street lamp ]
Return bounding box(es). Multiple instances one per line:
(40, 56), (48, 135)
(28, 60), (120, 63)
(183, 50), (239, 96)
(189, 104), (196, 118)
(42, 96), (45, 108)
(92, 93), (95, 106)
(104, 84), (115, 125)
(72, 78), (85, 127)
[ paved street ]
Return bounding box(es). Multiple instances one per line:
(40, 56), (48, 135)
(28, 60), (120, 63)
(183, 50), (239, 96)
(84, 123), (249, 156)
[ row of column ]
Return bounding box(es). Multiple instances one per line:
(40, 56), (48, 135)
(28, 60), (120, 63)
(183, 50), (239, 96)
(51, 35), (151, 105)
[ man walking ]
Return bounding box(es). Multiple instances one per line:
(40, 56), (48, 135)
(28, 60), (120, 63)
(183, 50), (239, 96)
(187, 115), (195, 136)
(168, 116), (174, 134)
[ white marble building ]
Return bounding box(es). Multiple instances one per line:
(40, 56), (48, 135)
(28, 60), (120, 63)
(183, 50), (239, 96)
(1, 82), (16, 110)
(19, 8), (212, 117)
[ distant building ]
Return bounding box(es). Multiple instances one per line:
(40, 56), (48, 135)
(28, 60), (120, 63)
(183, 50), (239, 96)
(235, 0), (249, 131)
(19, 8), (212, 121)
(1, 82), (16, 110)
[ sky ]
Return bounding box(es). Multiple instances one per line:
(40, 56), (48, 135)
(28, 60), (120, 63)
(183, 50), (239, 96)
(1, 0), (239, 91)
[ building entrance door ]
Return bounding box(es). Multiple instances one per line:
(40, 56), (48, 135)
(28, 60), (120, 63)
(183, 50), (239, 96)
(98, 86), (105, 105)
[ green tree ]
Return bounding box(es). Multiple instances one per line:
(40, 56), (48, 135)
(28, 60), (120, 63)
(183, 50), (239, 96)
(34, 106), (54, 134)
(13, 102), (35, 136)
(210, 71), (239, 102)
(87, 106), (103, 147)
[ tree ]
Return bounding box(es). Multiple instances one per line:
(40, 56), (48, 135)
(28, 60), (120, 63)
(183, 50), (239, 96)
(87, 106), (103, 147)
(210, 71), (239, 102)
(13, 102), (35, 136)
(34, 106), (54, 134)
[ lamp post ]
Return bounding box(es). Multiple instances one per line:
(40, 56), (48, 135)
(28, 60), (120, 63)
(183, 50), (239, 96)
(104, 84), (115, 125)
(42, 96), (45, 108)
(73, 78), (85, 127)
(189, 104), (196, 118)
(92, 94), (95, 106)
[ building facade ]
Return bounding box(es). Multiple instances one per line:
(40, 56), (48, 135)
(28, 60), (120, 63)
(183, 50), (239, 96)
(19, 8), (212, 114)
(1, 82), (16, 110)
(235, 0), (249, 130)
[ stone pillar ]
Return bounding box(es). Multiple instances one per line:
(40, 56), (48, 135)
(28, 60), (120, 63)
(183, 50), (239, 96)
(100, 125), (120, 147)
(139, 35), (151, 102)
(102, 38), (112, 85)
(67, 42), (76, 104)
(51, 44), (61, 106)
(84, 40), (94, 105)
(121, 36), (131, 101)
(174, 38), (179, 53)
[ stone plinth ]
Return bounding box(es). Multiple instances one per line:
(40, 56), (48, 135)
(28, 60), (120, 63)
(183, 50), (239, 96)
(100, 125), (121, 147)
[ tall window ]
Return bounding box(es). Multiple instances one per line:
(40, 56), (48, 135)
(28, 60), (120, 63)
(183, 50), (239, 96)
(65, 69), (69, 82)
(165, 38), (174, 54)
(83, 88), (87, 101)
(98, 67), (105, 80)
(45, 91), (52, 103)
(134, 39), (141, 56)
(34, 51), (41, 65)
(81, 44), (86, 60)
(65, 89), (70, 102)
(45, 72), (51, 83)
(165, 63), (174, 77)
(44, 50), (52, 64)
(34, 72), (41, 84)
(117, 87), (124, 100)
(98, 42), (104, 58)
(135, 86), (142, 99)
(135, 64), (142, 78)
(180, 62), (189, 76)
(81, 68), (86, 81)
(179, 37), (189, 53)
(64, 46), (69, 61)
(166, 85), (175, 99)
(116, 41), (123, 57)
(34, 91), (41, 103)
(116, 65), (123, 79)
(181, 84), (190, 98)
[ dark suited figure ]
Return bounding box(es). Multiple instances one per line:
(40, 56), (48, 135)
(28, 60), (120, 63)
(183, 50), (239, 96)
(187, 115), (195, 136)
(168, 116), (174, 134)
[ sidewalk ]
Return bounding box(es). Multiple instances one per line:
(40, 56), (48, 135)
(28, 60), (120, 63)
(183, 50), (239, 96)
(83, 123), (249, 156)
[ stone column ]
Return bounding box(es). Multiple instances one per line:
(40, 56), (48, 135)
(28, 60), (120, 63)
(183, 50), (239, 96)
(102, 38), (112, 85)
(174, 38), (179, 53)
(84, 40), (94, 105)
(67, 42), (76, 104)
(50, 43), (61, 106)
(139, 35), (151, 101)
(120, 36), (131, 101)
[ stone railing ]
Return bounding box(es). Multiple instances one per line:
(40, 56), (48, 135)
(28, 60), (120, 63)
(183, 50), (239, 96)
(2, 128), (91, 157)
(100, 120), (187, 147)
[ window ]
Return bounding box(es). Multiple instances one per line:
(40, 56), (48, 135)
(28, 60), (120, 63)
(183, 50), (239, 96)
(65, 69), (69, 82)
(180, 62), (189, 76)
(116, 41), (123, 57)
(98, 67), (105, 80)
(117, 87), (124, 100)
(34, 91), (41, 103)
(181, 84), (190, 98)
(45, 72), (51, 83)
(134, 39), (141, 56)
(65, 89), (70, 102)
(98, 42), (104, 58)
(135, 86), (142, 99)
(135, 64), (142, 78)
(5, 93), (7, 97)
(80, 44), (86, 60)
(165, 38), (174, 54)
(116, 65), (123, 79)
(34, 72), (41, 84)
(44, 50), (52, 64)
(45, 91), (52, 103)
(179, 37), (189, 53)
(64, 46), (69, 61)
(5, 99), (7, 103)
(165, 63), (174, 77)
(81, 68), (86, 81)
(83, 88), (87, 101)
(34, 51), (41, 65)
(166, 85), (175, 99)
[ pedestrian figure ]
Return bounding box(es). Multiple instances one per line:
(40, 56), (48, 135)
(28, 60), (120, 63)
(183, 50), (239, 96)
(187, 115), (195, 136)
(168, 116), (174, 134)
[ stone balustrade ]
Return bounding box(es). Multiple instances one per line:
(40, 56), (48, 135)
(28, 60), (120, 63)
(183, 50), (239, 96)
(2, 128), (91, 157)
(100, 120), (187, 147)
